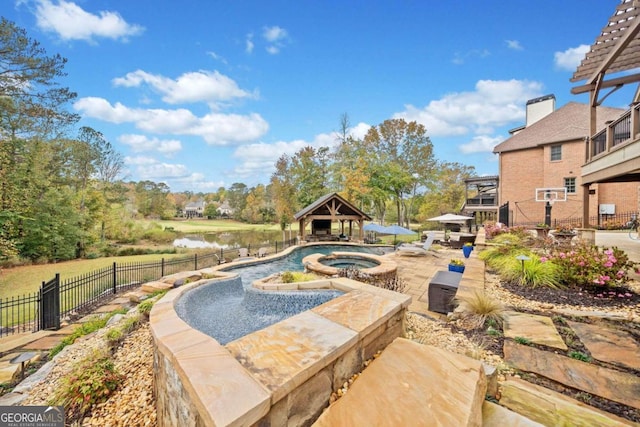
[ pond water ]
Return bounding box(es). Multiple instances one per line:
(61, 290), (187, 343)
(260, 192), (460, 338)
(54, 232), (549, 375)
(175, 243), (392, 344)
(172, 229), (287, 250)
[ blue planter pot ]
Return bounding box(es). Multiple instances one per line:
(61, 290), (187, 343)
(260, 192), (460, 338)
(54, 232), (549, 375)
(448, 264), (465, 273)
(462, 246), (473, 258)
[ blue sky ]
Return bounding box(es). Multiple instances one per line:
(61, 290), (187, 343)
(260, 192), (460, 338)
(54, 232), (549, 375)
(4, 0), (632, 192)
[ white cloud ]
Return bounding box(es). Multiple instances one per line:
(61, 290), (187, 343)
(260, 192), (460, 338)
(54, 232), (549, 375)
(262, 25), (289, 54)
(459, 135), (505, 154)
(451, 49), (490, 65)
(119, 134), (182, 155)
(506, 40), (523, 50)
(207, 51), (228, 65)
(34, 0), (144, 42)
(554, 44), (590, 71)
(74, 97), (269, 145)
(126, 157), (190, 180)
(245, 33), (254, 54)
(231, 131), (343, 178)
(112, 70), (254, 106)
(394, 79), (543, 136)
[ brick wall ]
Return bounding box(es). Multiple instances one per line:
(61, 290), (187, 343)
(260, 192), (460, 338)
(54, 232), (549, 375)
(498, 138), (639, 225)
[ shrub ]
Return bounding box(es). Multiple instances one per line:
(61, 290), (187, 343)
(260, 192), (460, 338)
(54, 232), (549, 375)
(542, 243), (637, 290)
(501, 255), (563, 289)
(51, 351), (125, 422)
(280, 271), (295, 283)
(138, 299), (154, 317)
(450, 258), (465, 266)
(455, 292), (504, 330)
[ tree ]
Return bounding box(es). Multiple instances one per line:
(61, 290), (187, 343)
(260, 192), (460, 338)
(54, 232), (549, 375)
(363, 119), (436, 227)
(270, 155), (297, 231)
(0, 18), (78, 138)
(227, 183), (248, 219)
(418, 162), (476, 220)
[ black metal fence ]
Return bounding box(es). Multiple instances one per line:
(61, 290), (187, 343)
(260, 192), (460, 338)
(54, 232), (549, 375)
(0, 238), (298, 338)
(511, 211), (637, 230)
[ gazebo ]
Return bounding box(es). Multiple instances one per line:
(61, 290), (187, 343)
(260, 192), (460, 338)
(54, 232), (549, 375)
(293, 193), (371, 242)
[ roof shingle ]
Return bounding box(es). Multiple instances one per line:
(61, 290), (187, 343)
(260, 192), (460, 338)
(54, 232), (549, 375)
(493, 102), (624, 153)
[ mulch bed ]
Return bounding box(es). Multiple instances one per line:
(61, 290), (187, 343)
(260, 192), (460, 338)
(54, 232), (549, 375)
(487, 279), (640, 423)
(501, 281), (640, 310)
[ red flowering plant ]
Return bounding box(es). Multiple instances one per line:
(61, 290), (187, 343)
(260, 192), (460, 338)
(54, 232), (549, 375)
(540, 242), (637, 293)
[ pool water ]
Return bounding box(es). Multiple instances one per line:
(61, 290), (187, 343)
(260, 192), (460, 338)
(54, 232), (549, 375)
(175, 244), (392, 344)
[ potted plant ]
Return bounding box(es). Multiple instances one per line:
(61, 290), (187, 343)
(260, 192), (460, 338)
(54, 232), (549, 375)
(553, 224), (576, 244)
(534, 223), (550, 238)
(462, 242), (473, 258)
(448, 258), (465, 273)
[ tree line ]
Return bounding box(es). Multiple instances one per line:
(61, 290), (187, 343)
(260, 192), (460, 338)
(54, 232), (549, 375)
(0, 18), (477, 264)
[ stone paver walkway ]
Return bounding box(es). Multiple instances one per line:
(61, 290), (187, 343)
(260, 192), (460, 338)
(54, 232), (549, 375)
(502, 311), (568, 350)
(567, 320), (640, 371)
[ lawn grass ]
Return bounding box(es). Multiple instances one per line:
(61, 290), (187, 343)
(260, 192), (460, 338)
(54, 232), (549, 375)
(151, 219), (287, 233)
(0, 253), (189, 300)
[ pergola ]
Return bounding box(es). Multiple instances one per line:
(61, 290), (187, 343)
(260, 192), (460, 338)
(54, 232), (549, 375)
(571, 0), (640, 226)
(571, 0), (640, 131)
(293, 193), (371, 242)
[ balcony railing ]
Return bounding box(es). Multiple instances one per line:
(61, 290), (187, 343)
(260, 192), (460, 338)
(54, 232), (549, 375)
(465, 196), (497, 207)
(589, 104), (638, 159)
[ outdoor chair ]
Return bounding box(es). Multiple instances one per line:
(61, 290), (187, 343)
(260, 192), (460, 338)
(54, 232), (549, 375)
(238, 248), (250, 258)
(396, 232), (437, 256)
(256, 247), (268, 258)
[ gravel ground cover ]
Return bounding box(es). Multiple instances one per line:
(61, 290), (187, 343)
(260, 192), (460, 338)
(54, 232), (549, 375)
(11, 270), (640, 425)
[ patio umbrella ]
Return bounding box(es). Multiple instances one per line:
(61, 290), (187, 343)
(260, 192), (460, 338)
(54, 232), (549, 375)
(381, 224), (416, 235)
(380, 224), (416, 242)
(427, 213), (473, 224)
(363, 223), (387, 233)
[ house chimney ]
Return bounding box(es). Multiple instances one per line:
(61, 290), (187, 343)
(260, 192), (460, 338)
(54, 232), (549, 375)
(526, 94), (555, 127)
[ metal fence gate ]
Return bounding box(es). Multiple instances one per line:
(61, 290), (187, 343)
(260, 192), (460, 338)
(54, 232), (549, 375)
(39, 274), (60, 331)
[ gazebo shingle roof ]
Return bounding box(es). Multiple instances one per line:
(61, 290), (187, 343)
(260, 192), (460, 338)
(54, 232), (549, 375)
(493, 102), (624, 154)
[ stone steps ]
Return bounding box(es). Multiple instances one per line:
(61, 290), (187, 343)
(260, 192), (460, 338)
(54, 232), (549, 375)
(499, 378), (635, 427)
(313, 337), (488, 426)
(500, 310), (640, 424)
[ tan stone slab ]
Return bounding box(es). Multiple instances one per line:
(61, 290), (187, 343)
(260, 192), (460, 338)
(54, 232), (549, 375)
(311, 290), (400, 336)
(161, 270), (202, 285)
(141, 281), (173, 293)
(554, 308), (640, 324)
(313, 338), (486, 427)
(504, 340), (640, 410)
(503, 311), (568, 350)
(93, 303), (125, 313)
(175, 344), (271, 427)
(499, 379), (636, 427)
(21, 335), (66, 351)
(0, 330), (53, 354)
(482, 401), (544, 427)
(0, 364), (18, 383)
(226, 310), (358, 403)
(567, 321), (640, 370)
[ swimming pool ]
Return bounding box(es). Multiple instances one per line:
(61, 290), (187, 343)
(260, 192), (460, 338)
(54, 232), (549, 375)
(222, 244), (392, 287)
(175, 244), (393, 344)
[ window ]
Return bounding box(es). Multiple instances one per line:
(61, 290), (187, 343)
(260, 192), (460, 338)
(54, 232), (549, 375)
(550, 145), (562, 161)
(564, 177), (576, 194)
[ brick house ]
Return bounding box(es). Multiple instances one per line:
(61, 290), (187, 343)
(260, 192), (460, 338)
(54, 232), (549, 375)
(184, 199), (206, 218)
(493, 96), (639, 226)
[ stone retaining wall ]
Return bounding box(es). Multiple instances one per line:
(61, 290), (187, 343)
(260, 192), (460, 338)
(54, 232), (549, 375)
(150, 276), (410, 426)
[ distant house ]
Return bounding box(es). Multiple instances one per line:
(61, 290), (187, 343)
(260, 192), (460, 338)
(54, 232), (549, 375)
(217, 201), (233, 217)
(184, 199), (206, 218)
(493, 96), (639, 226)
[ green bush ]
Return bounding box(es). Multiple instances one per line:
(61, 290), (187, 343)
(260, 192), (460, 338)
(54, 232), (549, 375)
(51, 352), (124, 422)
(542, 243), (637, 291)
(281, 271), (295, 283)
(500, 255), (563, 289)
